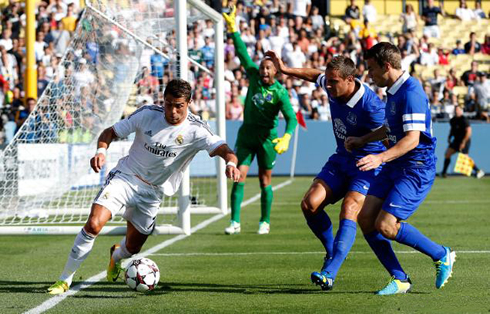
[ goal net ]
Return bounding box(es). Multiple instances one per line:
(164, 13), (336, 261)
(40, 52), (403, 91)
(0, 0), (226, 235)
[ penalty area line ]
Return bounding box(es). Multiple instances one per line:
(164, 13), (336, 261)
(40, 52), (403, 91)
(24, 179), (293, 314)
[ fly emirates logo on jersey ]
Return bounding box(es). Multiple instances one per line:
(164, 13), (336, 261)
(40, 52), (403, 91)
(144, 142), (177, 158)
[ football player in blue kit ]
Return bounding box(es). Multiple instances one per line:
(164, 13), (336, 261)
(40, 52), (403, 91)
(345, 42), (455, 295)
(266, 51), (386, 291)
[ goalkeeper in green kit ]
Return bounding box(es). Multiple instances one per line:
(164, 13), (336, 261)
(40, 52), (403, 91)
(222, 6), (297, 235)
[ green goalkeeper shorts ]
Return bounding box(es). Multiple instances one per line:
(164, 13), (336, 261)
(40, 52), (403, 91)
(235, 125), (277, 170)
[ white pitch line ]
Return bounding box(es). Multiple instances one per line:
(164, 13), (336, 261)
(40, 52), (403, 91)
(148, 250), (490, 257)
(25, 179), (293, 314)
(267, 200), (490, 206)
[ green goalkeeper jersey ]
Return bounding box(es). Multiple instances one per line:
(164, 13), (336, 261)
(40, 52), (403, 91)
(231, 32), (297, 135)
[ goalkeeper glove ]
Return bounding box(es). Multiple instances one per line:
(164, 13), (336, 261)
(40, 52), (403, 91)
(222, 5), (238, 33)
(272, 133), (292, 154)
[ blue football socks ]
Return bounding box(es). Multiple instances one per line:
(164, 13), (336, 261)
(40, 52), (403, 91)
(364, 231), (407, 280)
(395, 222), (446, 261)
(325, 219), (357, 279)
(305, 209), (334, 258)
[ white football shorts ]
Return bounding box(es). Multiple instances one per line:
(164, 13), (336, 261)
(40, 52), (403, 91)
(94, 170), (163, 235)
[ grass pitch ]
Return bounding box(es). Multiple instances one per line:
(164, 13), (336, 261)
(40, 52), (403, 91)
(1, 176), (489, 313)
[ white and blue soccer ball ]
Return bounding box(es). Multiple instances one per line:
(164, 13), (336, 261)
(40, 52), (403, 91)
(124, 258), (160, 292)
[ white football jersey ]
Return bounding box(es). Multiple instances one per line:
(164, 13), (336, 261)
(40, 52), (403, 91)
(112, 105), (225, 196)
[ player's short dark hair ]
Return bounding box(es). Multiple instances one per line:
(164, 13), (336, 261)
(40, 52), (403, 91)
(326, 55), (356, 79)
(164, 79), (192, 102)
(365, 42), (402, 70)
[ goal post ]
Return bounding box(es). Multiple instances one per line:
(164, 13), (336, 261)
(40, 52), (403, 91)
(0, 0), (226, 235)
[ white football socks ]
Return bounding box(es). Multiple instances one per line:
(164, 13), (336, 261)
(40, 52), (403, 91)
(59, 228), (96, 286)
(112, 237), (133, 263)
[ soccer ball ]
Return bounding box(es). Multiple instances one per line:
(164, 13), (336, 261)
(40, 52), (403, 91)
(124, 258), (160, 292)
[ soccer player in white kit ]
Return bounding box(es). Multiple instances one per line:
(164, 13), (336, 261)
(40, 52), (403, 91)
(48, 79), (241, 295)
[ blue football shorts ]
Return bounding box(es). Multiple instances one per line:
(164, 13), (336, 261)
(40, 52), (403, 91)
(316, 153), (381, 204)
(368, 163), (436, 220)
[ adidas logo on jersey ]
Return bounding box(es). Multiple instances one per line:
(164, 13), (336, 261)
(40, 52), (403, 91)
(144, 130), (153, 137)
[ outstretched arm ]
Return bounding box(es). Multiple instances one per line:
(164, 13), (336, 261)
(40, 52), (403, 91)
(91, 127), (118, 173)
(210, 144), (241, 182)
(265, 50), (322, 83)
(223, 6), (258, 73)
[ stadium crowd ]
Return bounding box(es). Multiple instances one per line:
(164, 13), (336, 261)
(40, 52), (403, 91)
(0, 0), (489, 146)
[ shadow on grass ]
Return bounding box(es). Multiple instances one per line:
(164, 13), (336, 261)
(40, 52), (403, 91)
(0, 280), (427, 296)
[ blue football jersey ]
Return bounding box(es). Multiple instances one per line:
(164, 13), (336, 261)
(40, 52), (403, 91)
(385, 71), (437, 166)
(317, 74), (386, 159)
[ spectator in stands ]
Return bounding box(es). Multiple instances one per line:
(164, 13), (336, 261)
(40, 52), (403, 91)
(473, 1), (486, 19)
(287, 0), (311, 20)
(315, 94), (330, 121)
(137, 67), (159, 97)
(400, 4), (418, 34)
(60, 4), (77, 33)
(225, 95), (244, 121)
(0, 45), (18, 90)
(190, 89), (210, 119)
(452, 39), (465, 55)
(474, 73), (490, 121)
(445, 68), (460, 90)
(431, 89), (444, 120)
(34, 31), (47, 62)
(299, 93), (313, 118)
(4, 112), (16, 144)
(362, 0), (377, 22)
(438, 48), (450, 65)
(422, 0), (445, 38)
(150, 49), (166, 87)
(464, 32), (481, 55)
(310, 6), (324, 30)
(73, 58), (94, 94)
(420, 43), (439, 66)
(481, 34), (490, 54)
(37, 66), (49, 96)
(285, 42), (306, 69)
(201, 36), (215, 68)
(465, 91), (478, 112)
(455, 0), (476, 21)
(400, 49), (418, 72)
(0, 29), (13, 52)
(359, 19), (377, 50)
(15, 97), (36, 133)
(461, 61), (482, 87)
(344, 0), (361, 24)
(429, 69), (446, 96)
(441, 89), (456, 119)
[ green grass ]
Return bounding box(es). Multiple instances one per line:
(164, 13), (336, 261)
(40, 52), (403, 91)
(1, 177), (490, 313)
